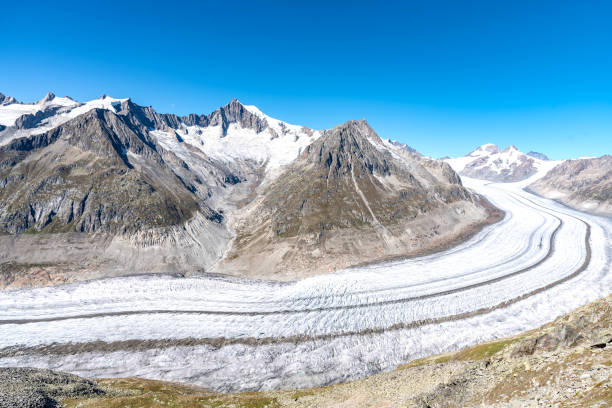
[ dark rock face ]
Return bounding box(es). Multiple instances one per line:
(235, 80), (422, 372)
(0, 92), (17, 106)
(302, 120), (396, 178)
(37, 92), (56, 104)
(119, 98), (268, 136)
(388, 139), (418, 154)
(527, 151), (550, 161)
(14, 106), (62, 129)
(0, 367), (106, 408)
(0, 96), (266, 241)
(179, 98), (268, 136)
(218, 118), (489, 279)
(0, 108), (207, 234)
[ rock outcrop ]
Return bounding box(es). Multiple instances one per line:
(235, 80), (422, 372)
(0, 367), (108, 408)
(0, 93), (17, 106)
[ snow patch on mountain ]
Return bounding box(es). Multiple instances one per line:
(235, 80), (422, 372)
(154, 113), (321, 177)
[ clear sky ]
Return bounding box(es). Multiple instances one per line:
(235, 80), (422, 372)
(1, 0), (611, 159)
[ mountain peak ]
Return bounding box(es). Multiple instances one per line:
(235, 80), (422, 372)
(299, 117), (392, 178)
(334, 118), (374, 134)
(201, 97), (268, 135)
(38, 92), (56, 104)
(468, 143), (499, 157)
(0, 92), (17, 106)
(225, 98), (244, 109)
(503, 144), (519, 153)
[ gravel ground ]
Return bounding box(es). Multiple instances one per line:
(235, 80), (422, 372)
(0, 367), (107, 408)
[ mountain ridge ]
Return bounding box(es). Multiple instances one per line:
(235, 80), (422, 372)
(0, 92), (497, 286)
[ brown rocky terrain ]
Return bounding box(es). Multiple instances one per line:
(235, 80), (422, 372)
(216, 120), (498, 280)
(529, 155), (612, 216)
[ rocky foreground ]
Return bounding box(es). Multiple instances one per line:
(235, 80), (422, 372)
(2, 294), (610, 408)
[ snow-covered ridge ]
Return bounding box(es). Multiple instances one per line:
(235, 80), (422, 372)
(0, 93), (129, 143)
(153, 100), (322, 175)
(0, 92), (322, 176)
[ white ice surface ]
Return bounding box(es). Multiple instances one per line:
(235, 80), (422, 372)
(0, 178), (610, 392)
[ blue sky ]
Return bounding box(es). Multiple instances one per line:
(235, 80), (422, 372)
(1, 0), (611, 159)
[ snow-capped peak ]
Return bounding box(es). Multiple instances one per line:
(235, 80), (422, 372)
(0, 93), (18, 106)
(468, 143), (500, 157)
(242, 103), (307, 136)
(445, 143), (559, 183)
(38, 92), (56, 104)
(502, 145), (519, 153)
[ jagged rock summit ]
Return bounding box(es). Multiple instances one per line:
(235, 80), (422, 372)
(0, 92), (17, 106)
(37, 91), (56, 104)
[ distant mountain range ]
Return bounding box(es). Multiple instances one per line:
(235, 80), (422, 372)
(445, 143), (611, 216)
(445, 143), (552, 182)
(0, 92), (496, 286)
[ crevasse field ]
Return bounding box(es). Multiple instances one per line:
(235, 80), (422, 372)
(1, 174), (610, 392)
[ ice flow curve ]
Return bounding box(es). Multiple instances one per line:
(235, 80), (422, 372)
(0, 177), (609, 392)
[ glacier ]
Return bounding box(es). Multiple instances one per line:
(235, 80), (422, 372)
(0, 176), (610, 392)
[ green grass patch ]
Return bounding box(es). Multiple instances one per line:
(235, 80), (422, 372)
(397, 335), (525, 371)
(62, 377), (280, 408)
(452, 337), (523, 361)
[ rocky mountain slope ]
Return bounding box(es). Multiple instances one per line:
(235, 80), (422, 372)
(446, 144), (552, 182)
(217, 120), (498, 280)
(0, 92), (496, 286)
(529, 155), (612, 216)
(9, 293), (610, 407)
(0, 105), (243, 286)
